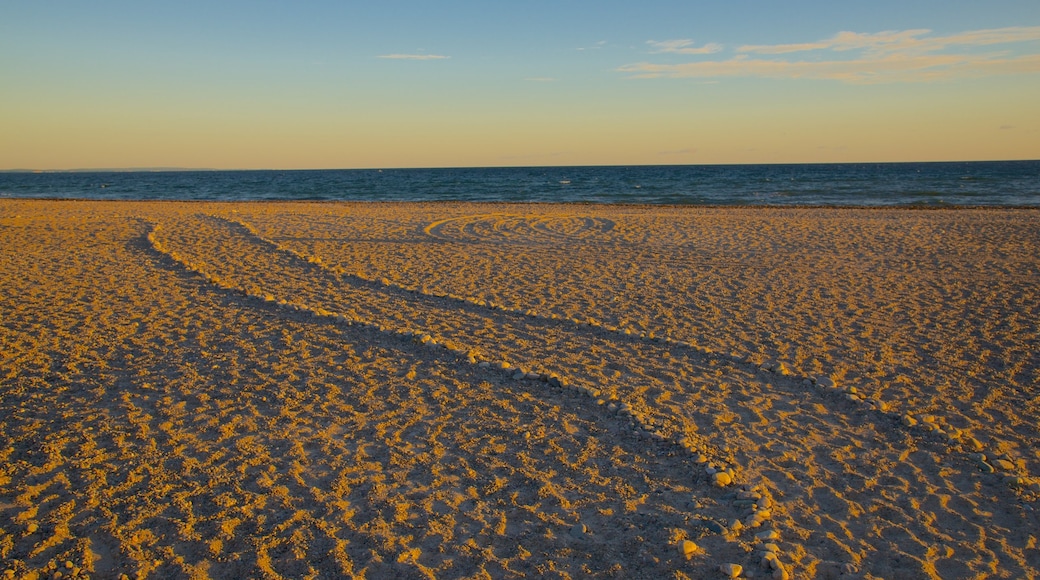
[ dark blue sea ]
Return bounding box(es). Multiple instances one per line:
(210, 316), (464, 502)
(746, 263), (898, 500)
(1, 161), (1038, 206)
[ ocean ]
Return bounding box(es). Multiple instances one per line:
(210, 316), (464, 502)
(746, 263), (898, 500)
(1, 161), (1038, 206)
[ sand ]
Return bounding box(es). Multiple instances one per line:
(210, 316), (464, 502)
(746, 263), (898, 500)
(0, 200), (1038, 579)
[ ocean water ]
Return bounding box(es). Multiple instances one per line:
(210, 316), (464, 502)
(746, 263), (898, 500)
(1, 161), (1038, 206)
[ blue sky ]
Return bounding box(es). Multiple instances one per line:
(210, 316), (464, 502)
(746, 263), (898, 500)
(2, 0), (1039, 168)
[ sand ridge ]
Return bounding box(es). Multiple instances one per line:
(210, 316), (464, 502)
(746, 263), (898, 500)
(1, 200), (1038, 579)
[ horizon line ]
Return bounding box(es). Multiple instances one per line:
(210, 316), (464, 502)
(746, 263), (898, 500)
(2, 158), (1039, 173)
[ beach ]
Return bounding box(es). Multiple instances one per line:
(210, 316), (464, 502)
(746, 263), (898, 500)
(1, 199), (1038, 579)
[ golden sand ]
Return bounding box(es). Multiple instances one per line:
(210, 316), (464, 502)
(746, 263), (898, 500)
(1, 200), (1038, 579)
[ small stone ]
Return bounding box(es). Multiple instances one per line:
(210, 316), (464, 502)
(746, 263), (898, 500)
(694, 453), (709, 464)
(762, 543), (780, 554)
(679, 539), (699, 559)
(902, 414), (918, 427)
(757, 496), (773, 510)
(570, 523), (588, 537)
(842, 563), (858, 575)
(705, 521), (726, 534)
(966, 437), (984, 451)
(526, 372), (541, 380)
(720, 563), (743, 578)
(994, 459), (1015, 471)
(26, 522), (38, 534)
(713, 472), (733, 487)
(755, 529), (780, 541)
(513, 370), (526, 380)
(815, 376), (836, 389)
(977, 461), (996, 473)
(478, 361), (490, 368)
(728, 519), (744, 532)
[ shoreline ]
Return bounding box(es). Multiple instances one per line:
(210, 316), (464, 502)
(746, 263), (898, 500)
(4, 196), (1040, 210)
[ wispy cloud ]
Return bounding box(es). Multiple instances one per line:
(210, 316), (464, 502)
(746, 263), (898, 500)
(577, 41), (608, 51)
(377, 54), (450, 60)
(647, 39), (723, 55)
(620, 26), (1040, 83)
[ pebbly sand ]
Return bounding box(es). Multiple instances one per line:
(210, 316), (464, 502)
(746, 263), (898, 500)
(0, 200), (1038, 579)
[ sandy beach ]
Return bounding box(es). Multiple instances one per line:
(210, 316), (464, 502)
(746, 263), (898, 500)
(1, 200), (1038, 579)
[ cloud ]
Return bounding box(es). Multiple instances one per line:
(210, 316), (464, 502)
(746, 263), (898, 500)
(620, 26), (1040, 83)
(647, 39), (723, 55)
(377, 54), (450, 60)
(740, 26), (1040, 56)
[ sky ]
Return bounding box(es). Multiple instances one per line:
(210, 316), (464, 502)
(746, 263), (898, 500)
(2, 0), (1039, 169)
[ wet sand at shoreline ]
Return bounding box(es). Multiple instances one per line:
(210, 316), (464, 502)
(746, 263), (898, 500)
(1, 200), (1038, 579)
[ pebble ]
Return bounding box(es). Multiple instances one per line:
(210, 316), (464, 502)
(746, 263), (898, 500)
(713, 472), (733, 487)
(719, 563), (743, 578)
(513, 371), (526, 380)
(755, 529), (780, 541)
(977, 461), (996, 473)
(902, 414), (918, 427)
(994, 459), (1015, 471)
(705, 521), (727, 534)
(679, 539), (699, 559)
(26, 522), (38, 533)
(570, 523), (588, 537)
(815, 376), (836, 389)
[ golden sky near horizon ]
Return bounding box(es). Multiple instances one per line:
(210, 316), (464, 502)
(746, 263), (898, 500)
(2, 3), (1039, 169)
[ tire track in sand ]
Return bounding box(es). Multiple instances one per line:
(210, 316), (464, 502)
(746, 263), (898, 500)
(148, 212), (1038, 579)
